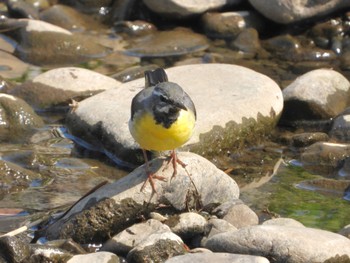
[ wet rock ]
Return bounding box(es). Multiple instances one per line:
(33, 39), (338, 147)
(167, 212), (207, 239)
(67, 252), (120, 263)
(229, 28), (261, 56)
(301, 142), (350, 167)
(66, 64), (283, 164)
(111, 65), (160, 83)
(29, 244), (73, 262)
(249, 0), (350, 24)
(9, 67), (120, 110)
(6, 0), (39, 19)
(124, 27), (209, 58)
(101, 219), (171, 255)
(45, 239), (87, 254)
(43, 152), (239, 244)
(0, 159), (42, 198)
(291, 132), (329, 147)
(0, 50), (29, 80)
(281, 69), (350, 121)
(143, 0), (242, 18)
(165, 252), (270, 263)
(221, 203), (259, 228)
(113, 20), (157, 36)
(0, 94), (44, 141)
(0, 236), (31, 263)
(0, 18), (111, 66)
(202, 11), (264, 39)
(126, 232), (187, 263)
(40, 5), (105, 31)
(329, 108), (350, 141)
(205, 225), (350, 262)
(262, 217), (305, 228)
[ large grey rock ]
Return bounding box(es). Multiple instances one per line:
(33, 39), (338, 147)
(66, 63), (283, 164)
(281, 69), (350, 121)
(205, 225), (350, 262)
(165, 252), (269, 263)
(101, 219), (171, 255)
(10, 67), (120, 110)
(262, 218), (304, 228)
(43, 152), (239, 244)
(249, 0), (350, 24)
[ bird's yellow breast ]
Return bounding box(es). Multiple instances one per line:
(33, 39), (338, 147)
(130, 109), (195, 151)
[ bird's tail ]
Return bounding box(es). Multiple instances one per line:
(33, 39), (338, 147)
(145, 68), (168, 88)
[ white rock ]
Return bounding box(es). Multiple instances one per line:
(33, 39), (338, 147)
(66, 63), (282, 161)
(169, 212), (207, 238)
(32, 67), (120, 92)
(262, 218), (305, 228)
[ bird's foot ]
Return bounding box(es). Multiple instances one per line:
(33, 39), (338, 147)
(163, 150), (189, 180)
(140, 172), (167, 193)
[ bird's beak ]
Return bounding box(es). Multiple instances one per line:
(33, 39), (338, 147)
(173, 101), (187, 111)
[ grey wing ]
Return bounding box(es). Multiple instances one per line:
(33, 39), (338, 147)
(183, 91), (197, 119)
(130, 87), (153, 120)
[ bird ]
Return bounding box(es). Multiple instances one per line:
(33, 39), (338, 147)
(129, 68), (196, 192)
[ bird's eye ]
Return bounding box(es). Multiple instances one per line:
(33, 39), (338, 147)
(160, 95), (167, 102)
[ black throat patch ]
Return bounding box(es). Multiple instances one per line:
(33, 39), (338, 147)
(152, 105), (180, 129)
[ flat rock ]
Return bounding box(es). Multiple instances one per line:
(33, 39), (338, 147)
(9, 67), (120, 110)
(165, 252), (269, 263)
(43, 152), (239, 244)
(249, 0), (350, 24)
(281, 69), (350, 121)
(66, 63), (283, 165)
(205, 225), (350, 262)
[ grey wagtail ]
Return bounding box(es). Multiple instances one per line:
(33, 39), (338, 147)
(129, 68), (196, 192)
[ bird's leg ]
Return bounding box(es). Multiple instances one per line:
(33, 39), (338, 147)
(163, 150), (188, 180)
(140, 149), (167, 192)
